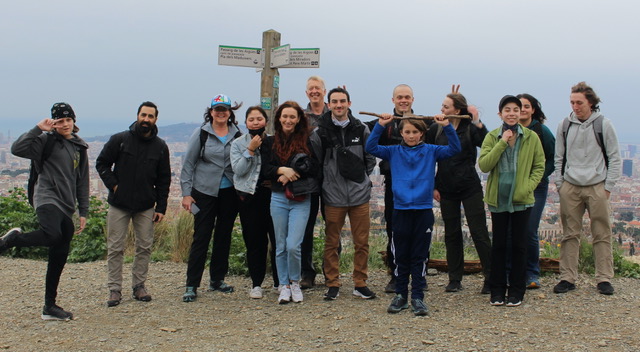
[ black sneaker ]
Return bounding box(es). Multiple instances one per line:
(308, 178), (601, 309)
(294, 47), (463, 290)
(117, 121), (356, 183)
(387, 294), (408, 313)
(209, 280), (234, 293)
(490, 295), (505, 306)
(553, 280), (576, 294)
(353, 286), (376, 299)
(597, 282), (614, 295)
(506, 297), (522, 307)
(0, 227), (21, 254)
(384, 277), (396, 293)
(445, 280), (462, 292)
(480, 281), (491, 294)
(324, 286), (339, 300)
(410, 298), (429, 316)
(41, 305), (73, 321)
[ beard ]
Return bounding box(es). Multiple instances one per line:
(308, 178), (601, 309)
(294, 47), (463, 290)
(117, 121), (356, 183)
(137, 121), (152, 134)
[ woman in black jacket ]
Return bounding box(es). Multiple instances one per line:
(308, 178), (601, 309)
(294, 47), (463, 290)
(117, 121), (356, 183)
(426, 91), (492, 294)
(260, 101), (319, 304)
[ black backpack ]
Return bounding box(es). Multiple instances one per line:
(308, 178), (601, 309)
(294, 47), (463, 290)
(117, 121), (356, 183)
(27, 133), (57, 207)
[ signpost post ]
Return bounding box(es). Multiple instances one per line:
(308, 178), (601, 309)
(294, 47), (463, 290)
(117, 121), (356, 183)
(217, 29), (320, 131)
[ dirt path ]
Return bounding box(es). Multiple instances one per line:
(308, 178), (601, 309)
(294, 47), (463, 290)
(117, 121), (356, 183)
(1, 257), (639, 351)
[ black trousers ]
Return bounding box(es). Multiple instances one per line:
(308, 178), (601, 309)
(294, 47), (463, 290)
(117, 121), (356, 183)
(186, 188), (239, 288)
(441, 191), (492, 281)
(238, 186), (278, 287)
(12, 204), (74, 307)
(301, 194), (321, 281)
(391, 209), (433, 301)
(489, 208), (531, 301)
(384, 177), (397, 276)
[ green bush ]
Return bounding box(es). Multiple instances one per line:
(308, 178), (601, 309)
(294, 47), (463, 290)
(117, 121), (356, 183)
(540, 240), (561, 258)
(0, 188), (107, 262)
(0, 188), (46, 259)
(577, 239), (640, 278)
(5, 186), (640, 280)
(68, 196), (108, 262)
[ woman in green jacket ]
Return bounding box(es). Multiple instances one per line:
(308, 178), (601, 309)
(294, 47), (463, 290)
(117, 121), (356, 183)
(479, 95), (544, 307)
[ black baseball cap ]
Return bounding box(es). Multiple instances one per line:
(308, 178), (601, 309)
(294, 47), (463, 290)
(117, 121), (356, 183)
(498, 95), (522, 111)
(51, 102), (76, 121)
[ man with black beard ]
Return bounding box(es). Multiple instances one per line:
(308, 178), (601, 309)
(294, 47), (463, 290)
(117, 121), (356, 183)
(96, 101), (171, 307)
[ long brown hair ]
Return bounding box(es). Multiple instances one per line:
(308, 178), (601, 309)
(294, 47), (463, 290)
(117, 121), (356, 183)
(273, 101), (310, 163)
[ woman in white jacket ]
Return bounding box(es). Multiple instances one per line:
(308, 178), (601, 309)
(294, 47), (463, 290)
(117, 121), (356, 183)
(231, 106), (278, 299)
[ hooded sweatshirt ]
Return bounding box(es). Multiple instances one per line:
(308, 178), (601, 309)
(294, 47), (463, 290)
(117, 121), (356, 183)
(366, 122), (461, 210)
(12, 126), (89, 218)
(553, 111), (621, 192)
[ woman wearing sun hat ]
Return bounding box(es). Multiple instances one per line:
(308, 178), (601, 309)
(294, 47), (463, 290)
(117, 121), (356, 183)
(180, 94), (243, 302)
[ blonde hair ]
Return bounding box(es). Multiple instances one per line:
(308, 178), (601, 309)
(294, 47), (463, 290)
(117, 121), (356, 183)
(306, 76), (326, 90)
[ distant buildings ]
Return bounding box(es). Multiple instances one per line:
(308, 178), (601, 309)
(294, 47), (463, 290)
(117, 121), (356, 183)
(623, 159), (633, 178)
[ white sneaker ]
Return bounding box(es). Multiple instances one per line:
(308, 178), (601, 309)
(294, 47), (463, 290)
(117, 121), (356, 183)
(290, 281), (303, 303)
(249, 286), (263, 299)
(278, 285), (291, 304)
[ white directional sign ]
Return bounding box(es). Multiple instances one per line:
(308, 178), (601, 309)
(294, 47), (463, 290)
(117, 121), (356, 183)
(218, 45), (264, 68)
(270, 44), (290, 68)
(280, 48), (320, 68)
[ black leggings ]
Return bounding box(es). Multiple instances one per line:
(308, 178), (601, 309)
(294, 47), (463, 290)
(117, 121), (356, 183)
(186, 188), (239, 287)
(13, 204), (74, 307)
(238, 186), (277, 287)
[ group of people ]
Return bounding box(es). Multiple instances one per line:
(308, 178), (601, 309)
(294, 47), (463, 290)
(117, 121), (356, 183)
(0, 78), (621, 320)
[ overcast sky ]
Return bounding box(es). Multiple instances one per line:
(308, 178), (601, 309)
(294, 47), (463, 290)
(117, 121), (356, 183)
(2, 0), (639, 143)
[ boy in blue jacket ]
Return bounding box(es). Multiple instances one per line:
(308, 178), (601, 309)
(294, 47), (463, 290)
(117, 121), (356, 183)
(366, 114), (460, 316)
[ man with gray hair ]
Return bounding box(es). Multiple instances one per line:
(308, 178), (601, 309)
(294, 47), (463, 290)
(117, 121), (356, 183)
(299, 76), (330, 289)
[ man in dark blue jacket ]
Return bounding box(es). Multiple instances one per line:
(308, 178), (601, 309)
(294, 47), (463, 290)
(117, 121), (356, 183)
(96, 101), (171, 307)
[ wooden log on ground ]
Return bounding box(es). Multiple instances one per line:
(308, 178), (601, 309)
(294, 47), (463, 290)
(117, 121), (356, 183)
(427, 258), (560, 274)
(380, 250), (561, 274)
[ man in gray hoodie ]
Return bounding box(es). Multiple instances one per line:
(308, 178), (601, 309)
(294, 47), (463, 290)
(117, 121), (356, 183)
(1, 102), (89, 321)
(553, 82), (621, 295)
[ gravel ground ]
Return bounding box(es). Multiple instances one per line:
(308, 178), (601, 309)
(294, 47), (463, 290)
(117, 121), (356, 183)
(1, 257), (639, 352)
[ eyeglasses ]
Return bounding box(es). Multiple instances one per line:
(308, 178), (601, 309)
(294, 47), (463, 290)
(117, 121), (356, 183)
(213, 106), (230, 112)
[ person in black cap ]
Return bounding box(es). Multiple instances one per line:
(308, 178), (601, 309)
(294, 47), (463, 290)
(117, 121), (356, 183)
(478, 96), (544, 307)
(1, 102), (89, 321)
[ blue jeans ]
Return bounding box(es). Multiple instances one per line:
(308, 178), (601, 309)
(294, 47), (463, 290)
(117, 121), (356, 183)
(270, 191), (311, 285)
(526, 179), (548, 282)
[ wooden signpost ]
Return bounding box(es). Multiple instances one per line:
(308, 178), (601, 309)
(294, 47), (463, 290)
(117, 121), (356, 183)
(218, 29), (320, 131)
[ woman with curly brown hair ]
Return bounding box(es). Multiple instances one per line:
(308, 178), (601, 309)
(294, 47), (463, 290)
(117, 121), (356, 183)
(260, 101), (319, 304)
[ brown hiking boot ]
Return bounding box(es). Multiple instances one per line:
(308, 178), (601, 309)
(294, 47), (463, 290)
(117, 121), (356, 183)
(132, 285), (152, 302)
(107, 290), (122, 307)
